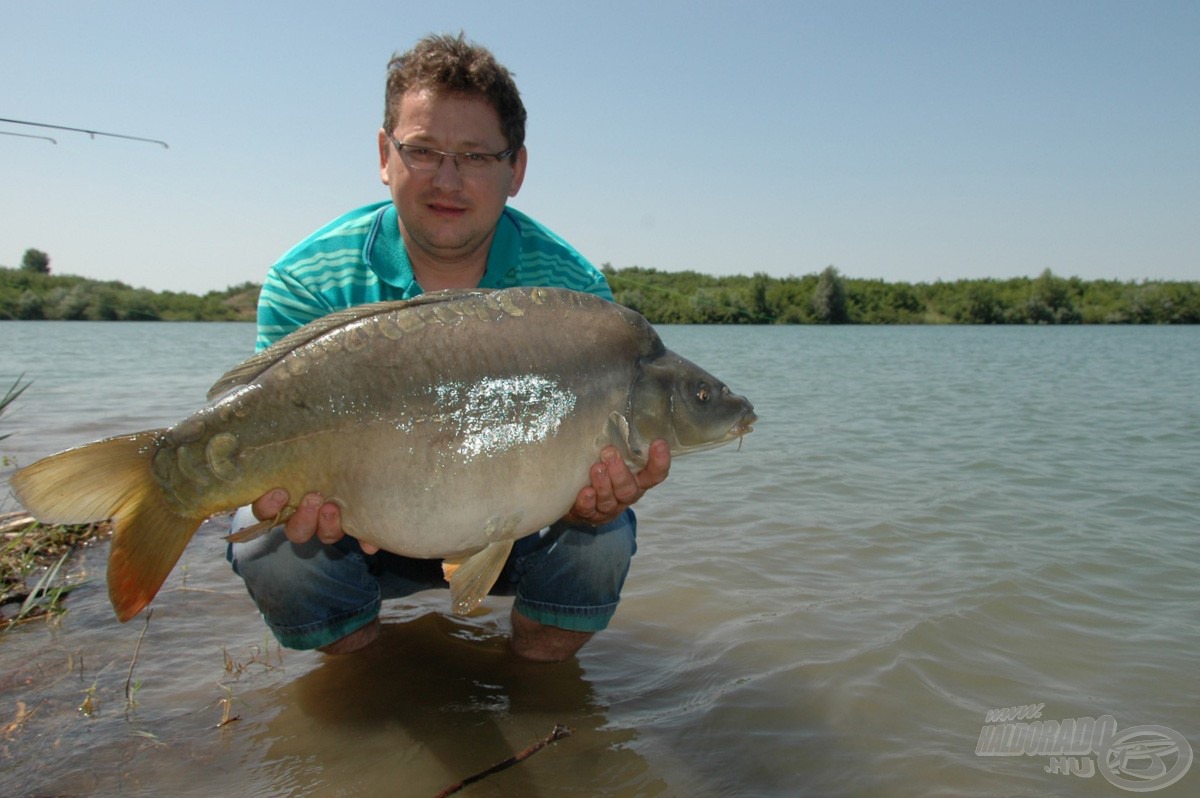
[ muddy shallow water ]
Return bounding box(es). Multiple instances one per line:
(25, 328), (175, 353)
(1, 526), (675, 796)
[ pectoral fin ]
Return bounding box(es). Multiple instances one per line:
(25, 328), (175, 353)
(225, 506), (297, 543)
(606, 412), (647, 466)
(442, 540), (514, 615)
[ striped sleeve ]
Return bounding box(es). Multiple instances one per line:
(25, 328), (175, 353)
(254, 205), (384, 350)
(256, 266), (331, 351)
(513, 212), (614, 301)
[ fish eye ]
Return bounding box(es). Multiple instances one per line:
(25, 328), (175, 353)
(697, 383), (711, 403)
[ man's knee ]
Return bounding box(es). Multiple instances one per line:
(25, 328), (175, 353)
(562, 510), (638, 593)
(227, 516), (381, 650)
(509, 606), (594, 662)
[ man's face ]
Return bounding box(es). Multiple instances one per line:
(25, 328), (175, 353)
(379, 89), (527, 269)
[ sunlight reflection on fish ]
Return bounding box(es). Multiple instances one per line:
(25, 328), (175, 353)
(435, 376), (577, 459)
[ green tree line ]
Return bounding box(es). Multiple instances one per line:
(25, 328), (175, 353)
(604, 265), (1200, 324)
(2, 260), (1197, 324)
(0, 266), (258, 322)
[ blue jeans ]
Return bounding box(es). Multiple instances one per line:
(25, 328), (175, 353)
(226, 507), (638, 650)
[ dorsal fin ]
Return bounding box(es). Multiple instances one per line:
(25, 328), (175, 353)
(206, 289), (491, 400)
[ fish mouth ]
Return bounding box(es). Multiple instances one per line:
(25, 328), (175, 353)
(729, 408), (758, 439)
(673, 412), (758, 456)
(728, 411), (757, 451)
(732, 411), (758, 437)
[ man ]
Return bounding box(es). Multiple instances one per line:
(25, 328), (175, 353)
(228, 33), (670, 662)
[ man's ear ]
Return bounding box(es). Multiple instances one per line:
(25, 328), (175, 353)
(378, 129), (392, 185)
(508, 146), (528, 198)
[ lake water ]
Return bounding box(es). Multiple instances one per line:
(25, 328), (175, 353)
(1, 320), (1197, 797)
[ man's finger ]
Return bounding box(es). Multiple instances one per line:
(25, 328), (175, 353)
(637, 439), (672, 490)
(601, 447), (640, 505)
(575, 484), (598, 517)
(251, 488), (289, 523)
(315, 502), (343, 544)
(284, 492), (324, 544)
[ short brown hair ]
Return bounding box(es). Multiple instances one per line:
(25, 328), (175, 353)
(384, 33), (526, 156)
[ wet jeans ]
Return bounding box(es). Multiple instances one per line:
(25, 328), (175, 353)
(226, 506), (637, 650)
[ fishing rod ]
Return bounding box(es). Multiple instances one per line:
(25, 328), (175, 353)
(0, 130), (57, 144)
(0, 117), (168, 148)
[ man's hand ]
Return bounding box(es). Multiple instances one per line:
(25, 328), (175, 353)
(562, 439), (671, 527)
(250, 489), (380, 554)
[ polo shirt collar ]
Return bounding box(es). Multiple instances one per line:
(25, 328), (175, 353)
(363, 203), (414, 291)
(364, 203), (520, 293)
(480, 208), (520, 288)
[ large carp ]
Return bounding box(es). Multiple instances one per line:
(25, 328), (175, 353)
(11, 287), (755, 622)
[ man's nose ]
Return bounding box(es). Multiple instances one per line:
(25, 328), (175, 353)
(431, 154), (464, 189)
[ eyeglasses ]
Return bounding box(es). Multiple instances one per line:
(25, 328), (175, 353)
(388, 134), (514, 173)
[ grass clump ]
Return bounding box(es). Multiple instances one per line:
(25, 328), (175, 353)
(0, 514), (110, 628)
(3, 374), (111, 627)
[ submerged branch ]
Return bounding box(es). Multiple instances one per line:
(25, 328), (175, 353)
(434, 724), (573, 797)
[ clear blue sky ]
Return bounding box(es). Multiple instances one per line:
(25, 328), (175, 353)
(2, 0), (1197, 294)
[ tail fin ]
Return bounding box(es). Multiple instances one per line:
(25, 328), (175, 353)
(10, 431), (204, 622)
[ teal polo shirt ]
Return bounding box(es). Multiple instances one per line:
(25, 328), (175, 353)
(256, 201), (612, 350)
